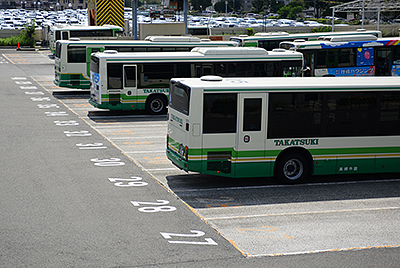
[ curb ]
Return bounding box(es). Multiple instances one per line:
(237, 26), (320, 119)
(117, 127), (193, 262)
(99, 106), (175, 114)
(0, 46), (47, 51)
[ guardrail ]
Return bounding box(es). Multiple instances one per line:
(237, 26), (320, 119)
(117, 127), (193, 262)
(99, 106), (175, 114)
(0, 24), (398, 45)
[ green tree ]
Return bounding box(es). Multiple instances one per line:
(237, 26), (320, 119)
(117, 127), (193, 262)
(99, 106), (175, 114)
(277, 1), (303, 19)
(0, 21), (36, 47)
(20, 21), (36, 47)
(250, 0), (284, 15)
(214, 0), (242, 14)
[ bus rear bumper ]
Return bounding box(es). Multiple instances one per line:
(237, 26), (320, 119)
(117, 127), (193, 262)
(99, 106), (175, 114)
(166, 148), (188, 171)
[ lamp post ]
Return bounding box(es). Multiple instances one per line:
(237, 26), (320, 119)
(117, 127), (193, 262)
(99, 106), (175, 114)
(225, 1), (227, 17)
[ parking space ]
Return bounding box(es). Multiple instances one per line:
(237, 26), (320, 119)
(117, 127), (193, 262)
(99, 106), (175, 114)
(32, 69), (400, 258)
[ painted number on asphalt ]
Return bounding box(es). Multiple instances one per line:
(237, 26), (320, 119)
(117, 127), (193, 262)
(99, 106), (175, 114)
(160, 230), (218, 245)
(130, 199), (176, 212)
(108, 176), (148, 187)
(91, 158), (125, 166)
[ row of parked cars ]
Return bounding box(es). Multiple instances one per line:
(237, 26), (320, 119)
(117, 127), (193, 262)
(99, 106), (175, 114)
(0, 7), (351, 30)
(0, 8), (88, 30)
(188, 17), (333, 28)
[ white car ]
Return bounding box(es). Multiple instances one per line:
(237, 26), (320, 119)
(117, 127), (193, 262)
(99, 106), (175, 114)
(292, 22), (306, 27)
(304, 21), (324, 27)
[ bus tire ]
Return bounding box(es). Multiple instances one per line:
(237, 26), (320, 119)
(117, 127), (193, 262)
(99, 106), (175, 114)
(146, 95), (167, 115)
(276, 153), (309, 184)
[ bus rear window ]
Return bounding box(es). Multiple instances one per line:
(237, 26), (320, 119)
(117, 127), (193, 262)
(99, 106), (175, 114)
(169, 82), (190, 115)
(70, 29), (113, 37)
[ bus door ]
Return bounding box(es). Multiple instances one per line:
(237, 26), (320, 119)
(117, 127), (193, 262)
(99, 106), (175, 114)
(86, 47), (103, 77)
(303, 52), (314, 77)
(375, 47), (392, 76)
(123, 65), (137, 105)
(235, 93), (267, 177)
(201, 92), (237, 176)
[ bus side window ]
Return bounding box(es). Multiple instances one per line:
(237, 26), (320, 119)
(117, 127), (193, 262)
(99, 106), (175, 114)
(67, 46), (86, 63)
(393, 46), (400, 65)
(177, 63), (191, 77)
(107, 63), (123, 89)
(56, 31), (61, 41)
(124, 66), (137, 88)
(62, 31), (69, 40)
(243, 98), (262, 131)
(203, 93), (237, 134)
(194, 64), (213, 76)
(195, 65), (201, 77)
(203, 65), (213, 75)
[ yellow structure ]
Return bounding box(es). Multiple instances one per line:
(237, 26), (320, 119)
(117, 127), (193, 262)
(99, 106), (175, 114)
(88, 0), (124, 29)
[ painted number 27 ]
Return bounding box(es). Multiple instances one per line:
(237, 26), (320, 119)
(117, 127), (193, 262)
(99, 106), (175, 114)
(160, 230), (218, 245)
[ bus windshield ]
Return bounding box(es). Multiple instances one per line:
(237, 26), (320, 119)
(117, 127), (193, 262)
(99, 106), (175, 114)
(90, 55), (99, 74)
(169, 82), (191, 115)
(55, 42), (62, 59)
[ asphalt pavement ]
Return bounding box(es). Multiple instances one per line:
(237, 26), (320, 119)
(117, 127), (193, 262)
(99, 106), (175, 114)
(1, 48), (400, 267)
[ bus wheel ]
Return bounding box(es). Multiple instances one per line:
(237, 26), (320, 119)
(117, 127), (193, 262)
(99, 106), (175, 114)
(276, 153), (309, 184)
(146, 95), (166, 114)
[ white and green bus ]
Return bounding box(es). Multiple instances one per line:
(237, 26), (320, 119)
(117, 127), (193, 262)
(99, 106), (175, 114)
(54, 36), (238, 89)
(230, 29), (382, 50)
(167, 76), (400, 183)
(49, 25), (124, 55)
(89, 47), (303, 114)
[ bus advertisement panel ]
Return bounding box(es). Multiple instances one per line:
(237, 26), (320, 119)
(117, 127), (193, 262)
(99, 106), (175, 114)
(281, 36), (400, 77)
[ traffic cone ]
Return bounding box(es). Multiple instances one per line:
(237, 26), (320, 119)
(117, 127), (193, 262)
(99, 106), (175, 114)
(16, 42), (21, 51)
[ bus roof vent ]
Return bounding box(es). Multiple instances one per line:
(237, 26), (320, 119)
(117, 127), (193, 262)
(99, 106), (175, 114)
(356, 29), (366, 32)
(192, 47), (268, 56)
(201, 75), (223, 82)
(326, 34), (377, 42)
(145, 36), (201, 42)
(103, 50), (118, 54)
(238, 35), (248, 37)
(272, 48), (287, 52)
(294, 39), (306, 42)
(200, 39), (211, 42)
(69, 38), (80, 41)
